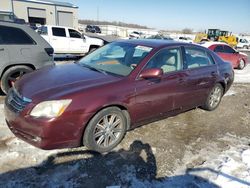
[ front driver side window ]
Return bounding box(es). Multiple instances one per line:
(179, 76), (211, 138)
(145, 48), (182, 74)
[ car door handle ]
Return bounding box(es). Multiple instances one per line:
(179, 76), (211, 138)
(52, 38), (57, 41)
(0, 48), (4, 51)
(198, 81), (208, 86)
(178, 78), (186, 84)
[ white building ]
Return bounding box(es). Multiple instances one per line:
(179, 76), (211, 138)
(0, 0), (78, 28)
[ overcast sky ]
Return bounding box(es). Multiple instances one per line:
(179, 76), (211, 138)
(62, 0), (250, 33)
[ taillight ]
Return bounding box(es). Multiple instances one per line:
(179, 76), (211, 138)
(44, 48), (54, 56)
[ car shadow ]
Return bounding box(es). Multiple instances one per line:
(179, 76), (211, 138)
(0, 140), (249, 187)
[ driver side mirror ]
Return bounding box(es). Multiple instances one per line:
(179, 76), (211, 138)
(139, 68), (163, 79)
(82, 34), (86, 40)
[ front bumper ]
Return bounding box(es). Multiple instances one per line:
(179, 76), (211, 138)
(4, 99), (92, 150)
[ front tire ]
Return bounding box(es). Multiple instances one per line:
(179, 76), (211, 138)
(1, 65), (32, 94)
(83, 107), (127, 153)
(202, 84), (223, 111)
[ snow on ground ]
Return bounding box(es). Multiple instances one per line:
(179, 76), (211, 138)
(1, 132), (249, 187)
(234, 64), (250, 84)
(116, 134), (250, 188)
(0, 104), (5, 125)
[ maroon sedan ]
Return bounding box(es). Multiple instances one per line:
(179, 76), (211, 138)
(4, 40), (234, 153)
(202, 42), (249, 69)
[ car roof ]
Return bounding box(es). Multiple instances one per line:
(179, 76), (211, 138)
(201, 41), (228, 48)
(115, 39), (199, 49)
(42, 25), (77, 30)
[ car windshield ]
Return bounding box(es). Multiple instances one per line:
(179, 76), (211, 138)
(78, 42), (153, 76)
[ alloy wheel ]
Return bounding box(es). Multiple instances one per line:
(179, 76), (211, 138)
(239, 60), (245, 70)
(93, 113), (124, 148)
(209, 86), (222, 109)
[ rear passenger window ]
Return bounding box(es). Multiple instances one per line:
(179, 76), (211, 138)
(0, 26), (35, 45)
(214, 45), (224, 53)
(185, 48), (213, 69)
(224, 46), (235, 54)
(52, 27), (66, 37)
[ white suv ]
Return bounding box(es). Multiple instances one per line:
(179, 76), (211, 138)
(38, 25), (104, 54)
(237, 38), (250, 49)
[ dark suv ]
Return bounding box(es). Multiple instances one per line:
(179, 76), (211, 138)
(85, 25), (101, 33)
(0, 21), (54, 94)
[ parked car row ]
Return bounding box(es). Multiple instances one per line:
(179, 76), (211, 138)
(176, 36), (193, 43)
(146, 34), (174, 40)
(129, 31), (144, 39)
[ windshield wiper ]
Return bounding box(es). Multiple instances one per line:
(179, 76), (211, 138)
(80, 64), (107, 75)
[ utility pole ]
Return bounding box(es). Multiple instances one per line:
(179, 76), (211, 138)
(97, 6), (99, 22)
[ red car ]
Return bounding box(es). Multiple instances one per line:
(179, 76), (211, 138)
(4, 40), (234, 153)
(202, 42), (248, 69)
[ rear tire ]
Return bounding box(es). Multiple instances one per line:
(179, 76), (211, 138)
(202, 84), (223, 111)
(243, 45), (248, 49)
(83, 107), (127, 153)
(1, 65), (32, 94)
(238, 59), (245, 70)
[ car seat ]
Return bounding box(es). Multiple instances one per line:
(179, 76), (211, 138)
(160, 53), (177, 73)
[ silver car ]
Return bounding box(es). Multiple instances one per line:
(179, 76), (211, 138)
(0, 21), (54, 94)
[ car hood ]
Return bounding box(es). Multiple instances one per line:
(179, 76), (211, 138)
(15, 63), (121, 101)
(239, 52), (248, 57)
(85, 35), (104, 46)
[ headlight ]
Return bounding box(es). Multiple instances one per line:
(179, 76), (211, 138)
(30, 99), (72, 118)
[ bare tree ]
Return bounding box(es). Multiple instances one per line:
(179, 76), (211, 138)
(182, 28), (193, 34)
(79, 19), (149, 29)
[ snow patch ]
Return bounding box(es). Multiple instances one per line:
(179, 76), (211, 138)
(242, 149), (250, 167)
(224, 89), (237, 96)
(234, 64), (250, 83)
(0, 103), (5, 125)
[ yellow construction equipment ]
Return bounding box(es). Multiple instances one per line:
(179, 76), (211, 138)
(194, 29), (238, 47)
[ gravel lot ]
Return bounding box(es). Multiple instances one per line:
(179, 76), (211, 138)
(0, 55), (249, 187)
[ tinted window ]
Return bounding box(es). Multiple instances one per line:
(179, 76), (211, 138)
(0, 26), (35, 45)
(214, 45), (224, 53)
(145, 48), (182, 73)
(224, 46), (235, 53)
(69, 29), (82, 38)
(185, 47), (213, 69)
(52, 27), (66, 37)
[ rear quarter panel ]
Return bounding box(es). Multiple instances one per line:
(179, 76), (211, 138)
(212, 52), (234, 93)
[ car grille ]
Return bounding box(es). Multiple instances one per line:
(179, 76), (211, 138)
(6, 89), (31, 113)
